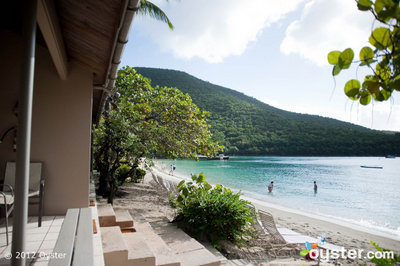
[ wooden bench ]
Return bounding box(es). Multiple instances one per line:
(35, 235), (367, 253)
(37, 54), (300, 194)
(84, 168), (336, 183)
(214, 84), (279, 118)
(48, 208), (94, 266)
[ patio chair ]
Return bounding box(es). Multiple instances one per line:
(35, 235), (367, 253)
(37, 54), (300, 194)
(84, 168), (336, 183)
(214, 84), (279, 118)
(246, 203), (268, 236)
(1, 162), (45, 245)
(167, 180), (178, 194)
(258, 210), (286, 244)
(151, 172), (159, 185)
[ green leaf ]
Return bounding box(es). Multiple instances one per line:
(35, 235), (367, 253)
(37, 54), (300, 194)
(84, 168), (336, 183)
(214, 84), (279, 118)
(376, 63), (391, 80)
(357, 0), (373, 11)
(204, 183), (212, 191)
(369, 27), (391, 50)
(360, 92), (371, 105)
(344, 79), (361, 100)
(373, 91), (385, 101)
(178, 180), (185, 187)
(332, 65), (342, 76)
(374, 0), (397, 22)
(338, 48), (354, 69)
(182, 187), (189, 197)
(138, 0), (174, 30)
(328, 51), (341, 65)
(381, 89), (391, 100)
(300, 250), (310, 256)
(389, 75), (400, 91)
(359, 46), (374, 64)
(363, 76), (380, 94)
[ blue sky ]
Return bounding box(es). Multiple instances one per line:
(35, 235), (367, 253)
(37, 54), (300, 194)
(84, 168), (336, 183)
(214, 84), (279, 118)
(121, 0), (400, 131)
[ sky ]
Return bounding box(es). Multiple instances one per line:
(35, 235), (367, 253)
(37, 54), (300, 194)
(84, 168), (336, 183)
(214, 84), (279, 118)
(121, 0), (400, 131)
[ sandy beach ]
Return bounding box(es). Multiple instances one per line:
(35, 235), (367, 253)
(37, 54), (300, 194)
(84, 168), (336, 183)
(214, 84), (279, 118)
(156, 164), (400, 258)
(114, 166), (400, 265)
(249, 197), (400, 252)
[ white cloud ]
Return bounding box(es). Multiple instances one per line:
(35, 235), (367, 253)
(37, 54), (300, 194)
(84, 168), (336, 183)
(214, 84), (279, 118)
(136, 0), (306, 63)
(356, 102), (400, 131)
(262, 98), (400, 131)
(280, 0), (375, 66)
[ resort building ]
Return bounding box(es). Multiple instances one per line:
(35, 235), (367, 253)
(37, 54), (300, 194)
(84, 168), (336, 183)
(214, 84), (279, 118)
(0, 0), (139, 264)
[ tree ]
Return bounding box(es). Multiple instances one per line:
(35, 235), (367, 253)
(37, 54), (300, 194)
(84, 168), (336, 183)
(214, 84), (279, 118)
(94, 66), (221, 203)
(328, 0), (400, 106)
(138, 0), (174, 29)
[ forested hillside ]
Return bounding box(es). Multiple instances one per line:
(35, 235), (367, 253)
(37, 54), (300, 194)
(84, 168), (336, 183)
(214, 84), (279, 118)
(135, 67), (400, 156)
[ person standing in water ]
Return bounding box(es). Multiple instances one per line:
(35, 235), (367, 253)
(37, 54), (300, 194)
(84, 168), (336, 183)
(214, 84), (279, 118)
(169, 164), (176, 175)
(268, 181), (274, 193)
(314, 181), (318, 193)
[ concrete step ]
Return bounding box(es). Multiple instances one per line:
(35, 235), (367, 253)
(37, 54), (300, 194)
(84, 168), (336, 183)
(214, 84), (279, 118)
(115, 209), (134, 228)
(123, 232), (156, 266)
(150, 221), (221, 266)
(141, 231), (181, 266)
(98, 204), (117, 227)
(134, 221), (154, 233)
(101, 226), (128, 266)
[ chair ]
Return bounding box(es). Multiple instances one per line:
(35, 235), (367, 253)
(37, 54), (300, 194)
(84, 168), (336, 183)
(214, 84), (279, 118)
(246, 203), (267, 236)
(1, 162), (45, 245)
(258, 210), (286, 244)
(167, 180), (178, 194)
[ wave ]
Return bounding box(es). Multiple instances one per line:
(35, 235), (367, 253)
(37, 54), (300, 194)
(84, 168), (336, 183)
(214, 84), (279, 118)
(240, 189), (400, 238)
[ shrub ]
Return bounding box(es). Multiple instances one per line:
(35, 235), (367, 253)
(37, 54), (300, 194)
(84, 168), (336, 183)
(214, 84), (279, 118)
(115, 164), (131, 184)
(169, 173), (256, 247)
(370, 241), (399, 266)
(132, 168), (146, 183)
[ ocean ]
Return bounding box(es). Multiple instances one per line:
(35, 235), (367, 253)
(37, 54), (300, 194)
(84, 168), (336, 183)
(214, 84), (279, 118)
(157, 156), (400, 237)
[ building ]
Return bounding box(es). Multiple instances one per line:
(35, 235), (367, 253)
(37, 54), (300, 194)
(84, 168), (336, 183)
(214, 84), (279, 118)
(0, 0), (139, 264)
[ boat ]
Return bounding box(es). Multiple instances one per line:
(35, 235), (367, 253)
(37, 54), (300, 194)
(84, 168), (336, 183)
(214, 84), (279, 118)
(208, 154), (230, 160)
(385, 155), (396, 159)
(360, 166), (383, 169)
(197, 154), (229, 160)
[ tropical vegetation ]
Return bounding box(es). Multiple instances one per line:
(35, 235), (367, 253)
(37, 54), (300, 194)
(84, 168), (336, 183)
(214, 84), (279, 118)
(93, 67), (220, 203)
(138, 0), (174, 29)
(135, 67), (400, 156)
(328, 0), (400, 106)
(169, 173), (256, 248)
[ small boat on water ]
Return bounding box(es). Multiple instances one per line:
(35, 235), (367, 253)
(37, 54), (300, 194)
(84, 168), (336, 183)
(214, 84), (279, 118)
(360, 166), (383, 169)
(198, 154), (229, 160)
(208, 154), (229, 160)
(385, 155), (396, 159)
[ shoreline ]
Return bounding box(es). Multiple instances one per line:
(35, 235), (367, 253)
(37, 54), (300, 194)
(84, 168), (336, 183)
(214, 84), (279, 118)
(152, 165), (400, 252)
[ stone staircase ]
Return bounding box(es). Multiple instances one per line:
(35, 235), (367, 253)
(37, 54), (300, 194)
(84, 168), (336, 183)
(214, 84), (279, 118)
(98, 204), (222, 266)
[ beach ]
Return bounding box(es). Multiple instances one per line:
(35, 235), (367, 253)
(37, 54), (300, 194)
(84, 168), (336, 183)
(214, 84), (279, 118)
(149, 164), (400, 264)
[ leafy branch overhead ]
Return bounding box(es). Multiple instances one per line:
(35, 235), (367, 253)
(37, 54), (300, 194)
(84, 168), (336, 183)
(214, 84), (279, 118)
(138, 0), (174, 29)
(328, 0), (400, 106)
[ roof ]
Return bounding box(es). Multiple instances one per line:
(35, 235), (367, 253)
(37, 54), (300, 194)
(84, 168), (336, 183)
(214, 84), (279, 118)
(1, 0), (138, 123)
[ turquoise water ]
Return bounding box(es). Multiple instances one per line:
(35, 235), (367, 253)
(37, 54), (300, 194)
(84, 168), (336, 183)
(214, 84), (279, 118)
(158, 156), (400, 237)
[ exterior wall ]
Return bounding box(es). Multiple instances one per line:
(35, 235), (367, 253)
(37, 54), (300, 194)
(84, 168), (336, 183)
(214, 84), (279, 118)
(0, 29), (92, 215)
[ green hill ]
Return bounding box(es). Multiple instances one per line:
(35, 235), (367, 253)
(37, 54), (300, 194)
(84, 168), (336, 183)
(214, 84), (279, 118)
(134, 67), (400, 156)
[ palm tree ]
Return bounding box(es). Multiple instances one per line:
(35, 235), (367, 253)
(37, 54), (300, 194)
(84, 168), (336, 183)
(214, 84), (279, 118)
(138, 0), (174, 30)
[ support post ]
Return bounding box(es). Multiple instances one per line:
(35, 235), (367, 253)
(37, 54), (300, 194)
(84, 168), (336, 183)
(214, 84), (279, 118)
(11, 0), (37, 265)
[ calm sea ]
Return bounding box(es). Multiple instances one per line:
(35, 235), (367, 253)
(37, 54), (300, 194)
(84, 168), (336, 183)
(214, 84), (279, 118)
(158, 156), (400, 237)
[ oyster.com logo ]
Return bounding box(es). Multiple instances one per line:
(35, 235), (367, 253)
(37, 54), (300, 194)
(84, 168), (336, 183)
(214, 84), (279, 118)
(300, 241), (318, 259)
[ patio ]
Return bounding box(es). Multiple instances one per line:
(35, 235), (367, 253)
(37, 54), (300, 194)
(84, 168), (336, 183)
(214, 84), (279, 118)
(0, 201), (104, 266)
(0, 0), (139, 264)
(0, 216), (63, 265)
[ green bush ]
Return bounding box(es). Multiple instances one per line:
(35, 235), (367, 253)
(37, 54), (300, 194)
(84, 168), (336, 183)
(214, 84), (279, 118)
(169, 173), (256, 247)
(369, 241), (399, 266)
(132, 168), (146, 183)
(115, 164), (131, 184)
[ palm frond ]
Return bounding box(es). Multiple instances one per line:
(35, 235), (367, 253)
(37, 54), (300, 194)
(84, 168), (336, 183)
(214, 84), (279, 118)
(138, 0), (174, 30)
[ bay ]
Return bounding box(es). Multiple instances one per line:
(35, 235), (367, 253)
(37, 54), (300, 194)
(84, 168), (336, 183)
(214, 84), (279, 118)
(158, 156), (400, 237)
